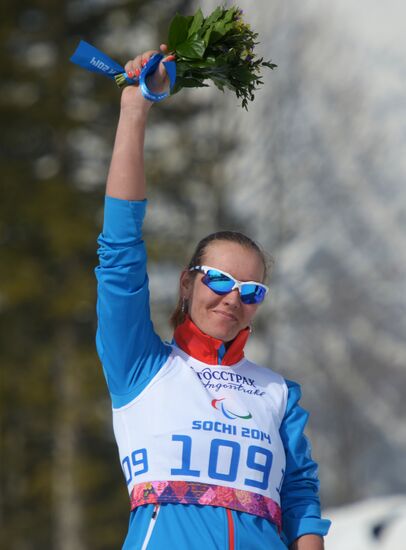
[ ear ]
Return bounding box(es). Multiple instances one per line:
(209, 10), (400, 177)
(179, 269), (193, 299)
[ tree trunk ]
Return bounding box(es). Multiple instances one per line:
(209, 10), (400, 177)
(52, 327), (84, 550)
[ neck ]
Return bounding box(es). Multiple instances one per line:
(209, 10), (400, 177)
(173, 316), (250, 366)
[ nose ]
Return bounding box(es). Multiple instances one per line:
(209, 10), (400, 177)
(223, 288), (240, 306)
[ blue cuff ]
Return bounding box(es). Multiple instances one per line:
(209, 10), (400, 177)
(283, 516), (331, 546)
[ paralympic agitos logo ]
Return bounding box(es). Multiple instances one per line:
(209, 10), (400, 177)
(211, 397), (252, 420)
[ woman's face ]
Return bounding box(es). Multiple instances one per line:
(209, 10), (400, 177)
(180, 240), (265, 342)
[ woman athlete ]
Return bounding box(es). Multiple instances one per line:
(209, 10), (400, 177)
(95, 45), (331, 550)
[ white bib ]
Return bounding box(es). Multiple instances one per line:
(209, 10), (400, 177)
(113, 346), (288, 507)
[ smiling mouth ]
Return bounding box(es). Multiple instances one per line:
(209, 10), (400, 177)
(213, 310), (238, 322)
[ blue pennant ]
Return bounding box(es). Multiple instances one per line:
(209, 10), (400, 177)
(70, 40), (176, 102)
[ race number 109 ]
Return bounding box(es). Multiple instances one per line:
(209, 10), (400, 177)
(122, 435), (273, 491)
(171, 435), (273, 490)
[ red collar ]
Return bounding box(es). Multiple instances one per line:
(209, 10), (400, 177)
(173, 316), (250, 366)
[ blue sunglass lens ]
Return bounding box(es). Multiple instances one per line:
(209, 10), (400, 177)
(240, 285), (266, 304)
(203, 270), (234, 294)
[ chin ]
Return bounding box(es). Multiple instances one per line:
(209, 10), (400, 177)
(208, 326), (238, 343)
(194, 312), (240, 342)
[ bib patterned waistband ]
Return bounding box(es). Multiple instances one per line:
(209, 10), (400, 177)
(130, 480), (282, 532)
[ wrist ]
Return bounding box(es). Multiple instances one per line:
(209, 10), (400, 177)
(120, 88), (152, 119)
(119, 102), (151, 123)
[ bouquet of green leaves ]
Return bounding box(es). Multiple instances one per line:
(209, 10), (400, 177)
(167, 5), (276, 109)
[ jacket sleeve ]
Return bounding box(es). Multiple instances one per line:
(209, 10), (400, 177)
(279, 379), (331, 546)
(95, 195), (171, 408)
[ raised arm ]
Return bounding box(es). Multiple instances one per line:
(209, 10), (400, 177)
(95, 48), (174, 408)
(106, 45), (174, 200)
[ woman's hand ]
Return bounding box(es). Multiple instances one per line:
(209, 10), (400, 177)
(289, 535), (324, 550)
(120, 44), (175, 114)
(106, 45), (174, 200)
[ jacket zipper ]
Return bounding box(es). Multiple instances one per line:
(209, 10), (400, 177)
(226, 508), (235, 550)
(140, 504), (160, 550)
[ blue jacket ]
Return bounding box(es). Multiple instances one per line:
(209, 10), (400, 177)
(95, 196), (331, 549)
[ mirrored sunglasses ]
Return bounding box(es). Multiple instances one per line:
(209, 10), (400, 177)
(189, 265), (269, 305)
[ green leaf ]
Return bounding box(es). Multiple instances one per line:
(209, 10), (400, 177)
(213, 20), (227, 36)
(203, 27), (212, 46)
(172, 77), (209, 94)
(177, 59), (215, 70)
(262, 61), (278, 70)
(176, 77), (209, 88)
(188, 8), (204, 38)
(233, 66), (255, 84)
(168, 13), (193, 50)
(175, 36), (206, 59)
(208, 20), (234, 44)
(208, 30), (223, 44)
(203, 6), (223, 28)
(211, 76), (227, 92)
(223, 7), (237, 24)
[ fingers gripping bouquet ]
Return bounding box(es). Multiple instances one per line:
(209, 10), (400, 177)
(70, 5), (276, 109)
